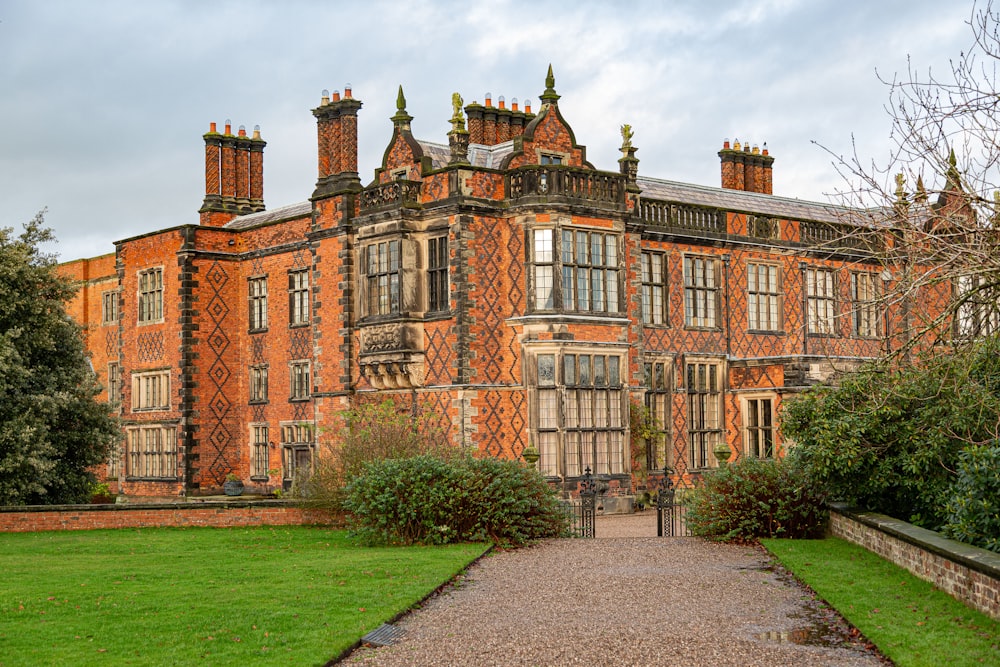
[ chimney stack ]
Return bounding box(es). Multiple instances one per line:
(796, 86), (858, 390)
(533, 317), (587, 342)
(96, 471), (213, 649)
(200, 120), (266, 226)
(719, 138), (773, 194)
(312, 85), (363, 199)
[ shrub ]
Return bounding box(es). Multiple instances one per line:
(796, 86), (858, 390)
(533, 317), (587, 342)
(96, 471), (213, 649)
(781, 338), (1000, 529)
(306, 399), (460, 507)
(684, 457), (828, 542)
(343, 454), (568, 547)
(943, 444), (1000, 552)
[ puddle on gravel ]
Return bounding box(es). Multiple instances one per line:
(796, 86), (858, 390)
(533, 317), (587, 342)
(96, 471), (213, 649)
(743, 561), (873, 652)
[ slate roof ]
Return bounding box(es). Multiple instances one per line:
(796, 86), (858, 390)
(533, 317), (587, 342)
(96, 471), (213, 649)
(224, 201), (311, 230)
(417, 140), (516, 170)
(637, 176), (854, 224)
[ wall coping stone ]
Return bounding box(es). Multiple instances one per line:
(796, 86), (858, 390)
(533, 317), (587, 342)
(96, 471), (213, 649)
(0, 499), (300, 514)
(830, 502), (1000, 580)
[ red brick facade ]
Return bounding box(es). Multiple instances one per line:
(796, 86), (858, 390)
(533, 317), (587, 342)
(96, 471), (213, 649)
(59, 69), (955, 500)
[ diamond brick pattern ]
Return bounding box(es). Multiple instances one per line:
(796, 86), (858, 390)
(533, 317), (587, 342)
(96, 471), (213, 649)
(204, 260), (235, 485)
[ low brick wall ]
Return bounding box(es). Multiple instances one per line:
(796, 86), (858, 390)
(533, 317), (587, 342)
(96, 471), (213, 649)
(0, 500), (336, 533)
(829, 504), (1000, 621)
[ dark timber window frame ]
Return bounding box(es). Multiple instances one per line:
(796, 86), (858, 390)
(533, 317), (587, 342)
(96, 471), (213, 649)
(641, 251), (668, 326)
(365, 240), (401, 317)
(101, 290), (119, 325)
(249, 276), (268, 331)
(851, 272), (880, 338)
(686, 360), (723, 469)
(251, 423), (269, 480)
(288, 270), (309, 327)
(137, 267), (163, 324)
(427, 236), (449, 312)
(532, 349), (627, 479)
(683, 255), (720, 329)
(125, 424), (177, 480)
(743, 396), (775, 459)
(747, 262), (782, 332)
(289, 360), (310, 401)
(806, 267), (838, 335)
(642, 358), (672, 471)
(529, 227), (622, 314)
(249, 365), (268, 403)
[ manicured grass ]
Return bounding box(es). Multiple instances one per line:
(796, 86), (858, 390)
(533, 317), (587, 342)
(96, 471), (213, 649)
(762, 537), (999, 667)
(0, 527), (488, 666)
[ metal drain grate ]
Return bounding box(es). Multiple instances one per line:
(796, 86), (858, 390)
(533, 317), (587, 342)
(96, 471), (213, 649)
(361, 623), (405, 647)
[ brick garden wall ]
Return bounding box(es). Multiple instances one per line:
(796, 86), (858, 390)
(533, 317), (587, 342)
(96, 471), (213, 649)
(0, 501), (335, 533)
(829, 505), (1000, 621)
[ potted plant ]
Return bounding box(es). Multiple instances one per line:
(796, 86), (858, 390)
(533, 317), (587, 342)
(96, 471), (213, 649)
(223, 473), (244, 497)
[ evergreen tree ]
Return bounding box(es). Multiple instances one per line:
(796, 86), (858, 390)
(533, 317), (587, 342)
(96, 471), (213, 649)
(0, 212), (117, 504)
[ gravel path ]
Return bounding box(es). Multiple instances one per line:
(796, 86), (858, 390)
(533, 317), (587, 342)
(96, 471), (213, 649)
(342, 513), (884, 666)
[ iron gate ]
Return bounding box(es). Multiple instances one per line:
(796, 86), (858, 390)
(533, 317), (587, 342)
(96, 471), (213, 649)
(656, 478), (691, 537)
(559, 469), (597, 538)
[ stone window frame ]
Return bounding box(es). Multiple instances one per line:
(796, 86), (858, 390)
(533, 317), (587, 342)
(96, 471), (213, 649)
(131, 368), (170, 412)
(682, 254), (721, 329)
(806, 266), (838, 336)
(364, 239), (402, 317)
(527, 344), (629, 480)
(747, 261), (783, 333)
(101, 289), (119, 325)
(250, 423), (270, 480)
(685, 356), (724, 470)
(642, 355), (673, 472)
(850, 271), (881, 338)
(249, 364), (268, 403)
(288, 270), (309, 327)
(280, 421), (316, 487)
(641, 251), (668, 326)
(107, 362), (122, 411)
(137, 267), (164, 324)
(536, 148), (569, 165)
(125, 423), (178, 480)
(955, 274), (1000, 338)
(289, 360), (310, 401)
(248, 275), (268, 331)
(741, 393), (776, 460)
(528, 224), (623, 315)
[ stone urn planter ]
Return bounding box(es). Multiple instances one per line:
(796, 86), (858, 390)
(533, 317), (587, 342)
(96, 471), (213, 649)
(223, 475), (244, 496)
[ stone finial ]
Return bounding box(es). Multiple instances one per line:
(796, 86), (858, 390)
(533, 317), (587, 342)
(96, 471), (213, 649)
(894, 172), (907, 203)
(946, 147), (961, 188)
(391, 84), (413, 128)
(915, 174), (927, 202)
(540, 64), (560, 104)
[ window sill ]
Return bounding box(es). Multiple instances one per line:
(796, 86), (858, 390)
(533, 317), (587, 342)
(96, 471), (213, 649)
(249, 327), (269, 334)
(748, 329), (786, 335)
(288, 323), (310, 329)
(288, 397), (311, 402)
(682, 326), (723, 332)
(131, 407), (170, 413)
(136, 319), (165, 326)
(806, 332), (841, 338)
(124, 476), (179, 482)
(248, 399), (269, 405)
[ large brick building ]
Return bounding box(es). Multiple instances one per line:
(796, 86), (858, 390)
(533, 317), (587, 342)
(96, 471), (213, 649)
(61, 68), (910, 499)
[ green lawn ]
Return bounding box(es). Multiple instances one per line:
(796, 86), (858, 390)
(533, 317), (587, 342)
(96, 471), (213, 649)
(762, 537), (1000, 667)
(0, 527), (488, 666)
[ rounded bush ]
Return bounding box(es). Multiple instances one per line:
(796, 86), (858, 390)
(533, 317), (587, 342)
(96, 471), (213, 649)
(684, 457), (828, 542)
(343, 454), (568, 547)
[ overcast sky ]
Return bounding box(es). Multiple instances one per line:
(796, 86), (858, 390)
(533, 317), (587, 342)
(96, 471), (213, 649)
(0, 0), (979, 261)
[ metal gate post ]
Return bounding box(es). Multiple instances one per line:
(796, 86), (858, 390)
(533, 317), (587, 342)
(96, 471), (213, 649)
(656, 475), (676, 537)
(579, 468), (596, 538)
